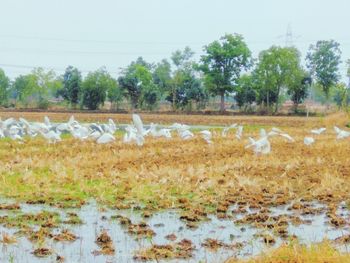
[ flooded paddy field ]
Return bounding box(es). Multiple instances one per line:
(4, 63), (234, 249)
(0, 112), (349, 262)
(1, 199), (350, 262)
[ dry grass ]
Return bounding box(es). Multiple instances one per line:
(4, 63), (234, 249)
(1, 232), (17, 244)
(227, 241), (350, 263)
(1, 111), (348, 127)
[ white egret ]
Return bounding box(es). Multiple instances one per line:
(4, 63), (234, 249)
(200, 130), (212, 144)
(170, 122), (193, 140)
(280, 133), (295, 142)
(179, 129), (194, 140)
(235, 125), (243, 140)
(108, 119), (117, 133)
(260, 128), (268, 138)
(4, 124), (23, 140)
(89, 123), (104, 133)
(56, 123), (71, 133)
(123, 124), (144, 145)
(334, 126), (350, 139)
(170, 123), (190, 131)
(40, 130), (61, 143)
(71, 126), (89, 140)
(1, 118), (16, 129)
(267, 127), (294, 142)
(97, 133), (115, 144)
(304, 137), (315, 145)
(222, 123), (237, 137)
(89, 130), (102, 140)
(271, 127), (282, 133)
(311, 128), (326, 135)
(245, 136), (271, 155)
(44, 116), (51, 128)
(149, 123), (171, 138)
(68, 115), (76, 125)
(132, 114), (145, 135)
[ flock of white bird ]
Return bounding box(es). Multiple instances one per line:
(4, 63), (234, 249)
(0, 114), (193, 145)
(0, 113), (349, 155)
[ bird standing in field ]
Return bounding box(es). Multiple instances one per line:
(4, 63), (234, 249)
(97, 133), (115, 144)
(200, 130), (212, 144)
(40, 130), (61, 143)
(304, 137), (315, 146)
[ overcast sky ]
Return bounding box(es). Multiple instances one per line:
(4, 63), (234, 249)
(1, 0), (349, 81)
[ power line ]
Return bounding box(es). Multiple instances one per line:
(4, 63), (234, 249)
(0, 63), (98, 73)
(1, 62), (347, 72)
(1, 44), (349, 58)
(2, 33), (350, 46)
(0, 34), (206, 46)
(0, 47), (173, 56)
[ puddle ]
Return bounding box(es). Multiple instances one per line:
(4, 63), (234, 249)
(0, 200), (350, 262)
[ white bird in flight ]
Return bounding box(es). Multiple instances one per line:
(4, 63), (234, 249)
(222, 123), (237, 137)
(236, 125), (243, 140)
(246, 136), (271, 155)
(311, 127), (326, 135)
(334, 126), (350, 139)
(170, 122), (193, 140)
(245, 128), (271, 154)
(149, 123), (171, 138)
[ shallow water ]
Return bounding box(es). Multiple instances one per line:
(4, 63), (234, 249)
(0, 200), (349, 262)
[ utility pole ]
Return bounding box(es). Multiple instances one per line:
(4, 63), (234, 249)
(278, 24), (300, 47)
(285, 24), (294, 47)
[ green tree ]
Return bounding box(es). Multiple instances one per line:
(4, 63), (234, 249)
(118, 74), (140, 109)
(32, 68), (62, 99)
(118, 58), (158, 110)
(107, 80), (123, 110)
(170, 47), (195, 110)
(12, 75), (29, 103)
(332, 82), (349, 109)
(287, 72), (310, 112)
(14, 68), (62, 108)
(200, 34), (251, 112)
(171, 46), (194, 69)
(81, 68), (112, 110)
(12, 74), (37, 106)
(166, 71), (207, 110)
(306, 40), (342, 99)
(254, 46), (302, 113)
(0, 69), (9, 106)
(153, 59), (172, 96)
(234, 74), (256, 111)
(141, 83), (160, 110)
(184, 75), (208, 110)
(62, 66), (82, 108)
(132, 56), (154, 70)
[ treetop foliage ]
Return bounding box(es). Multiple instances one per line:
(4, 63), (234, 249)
(1, 35), (347, 112)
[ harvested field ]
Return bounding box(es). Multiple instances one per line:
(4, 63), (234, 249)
(0, 110), (344, 127)
(0, 112), (349, 262)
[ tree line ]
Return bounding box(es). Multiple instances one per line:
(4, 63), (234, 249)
(0, 34), (349, 113)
